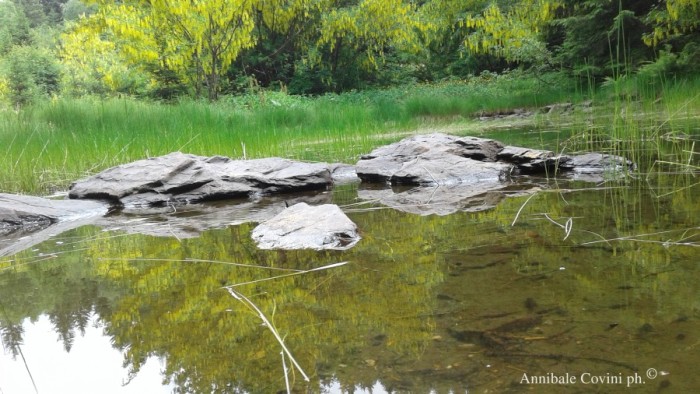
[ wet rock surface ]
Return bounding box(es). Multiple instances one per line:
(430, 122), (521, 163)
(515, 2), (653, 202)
(356, 133), (633, 185)
(68, 152), (334, 208)
(356, 134), (508, 185)
(496, 145), (564, 174)
(0, 193), (108, 256)
(354, 133), (634, 214)
(558, 153), (636, 182)
(251, 202), (360, 250)
(0, 193), (108, 235)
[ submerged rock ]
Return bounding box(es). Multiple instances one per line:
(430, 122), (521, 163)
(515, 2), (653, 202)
(558, 153), (635, 182)
(0, 193), (108, 256)
(68, 152), (333, 208)
(251, 202), (360, 250)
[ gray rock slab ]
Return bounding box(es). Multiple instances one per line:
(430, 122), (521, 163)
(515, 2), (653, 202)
(497, 146), (570, 174)
(354, 133), (635, 215)
(0, 193), (109, 256)
(356, 133), (510, 185)
(68, 152), (333, 208)
(558, 153), (636, 182)
(251, 202), (360, 250)
(390, 152), (512, 186)
(329, 163), (360, 184)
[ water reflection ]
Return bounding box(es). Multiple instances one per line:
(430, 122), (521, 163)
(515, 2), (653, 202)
(0, 314), (173, 394)
(1, 175), (699, 393)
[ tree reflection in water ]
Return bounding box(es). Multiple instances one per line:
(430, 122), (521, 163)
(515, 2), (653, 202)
(1, 178), (699, 392)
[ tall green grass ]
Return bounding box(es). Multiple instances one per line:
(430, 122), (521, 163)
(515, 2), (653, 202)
(2, 72), (697, 195)
(0, 73), (577, 195)
(559, 75), (700, 171)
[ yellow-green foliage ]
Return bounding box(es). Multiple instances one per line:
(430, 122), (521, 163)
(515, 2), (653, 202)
(461, 0), (562, 61)
(61, 19), (147, 96)
(317, 0), (427, 68)
(419, 0), (562, 63)
(0, 77), (8, 103)
(77, 0), (261, 100)
(63, 0), (429, 98)
(644, 0), (700, 46)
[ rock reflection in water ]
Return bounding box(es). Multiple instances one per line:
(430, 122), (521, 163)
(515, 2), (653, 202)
(0, 178), (698, 393)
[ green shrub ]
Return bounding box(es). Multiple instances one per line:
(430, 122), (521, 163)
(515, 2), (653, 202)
(2, 45), (60, 107)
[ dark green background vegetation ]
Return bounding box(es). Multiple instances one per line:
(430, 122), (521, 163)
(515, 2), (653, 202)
(0, 0), (698, 105)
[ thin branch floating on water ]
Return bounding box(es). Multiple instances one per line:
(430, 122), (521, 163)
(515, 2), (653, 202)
(98, 257), (304, 272)
(222, 261), (349, 288)
(580, 227), (700, 247)
(543, 213), (573, 240)
(227, 288), (310, 382)
(511, 193), (538, 227)
(282, 351), (291, 394)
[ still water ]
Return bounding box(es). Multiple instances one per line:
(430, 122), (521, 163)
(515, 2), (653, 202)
(1, 170), (699, 393)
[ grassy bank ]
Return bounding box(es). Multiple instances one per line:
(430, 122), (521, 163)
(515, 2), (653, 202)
(1, 72), (698, 195)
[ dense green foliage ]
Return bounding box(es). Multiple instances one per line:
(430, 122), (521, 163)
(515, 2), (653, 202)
(0, 0), (698, 104)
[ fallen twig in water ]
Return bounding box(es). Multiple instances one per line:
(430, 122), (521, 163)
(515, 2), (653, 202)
(222, 261), (348, 288)
(227, 288), (310, 382)
(98, 257), (304, 272)
(580, 227), (700, 247)
(543, 213), (573, 240)
(511, 193), (538, 227)
(281, 351), (291, 394)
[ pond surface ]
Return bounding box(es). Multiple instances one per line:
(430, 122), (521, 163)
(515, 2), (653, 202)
(1, 168), (699, 393)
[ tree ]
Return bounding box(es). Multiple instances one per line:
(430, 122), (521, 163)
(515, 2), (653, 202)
(82, 0), (259, 100)
(0, 1), (32, 54)
(14, 0), (47, 28)
(302, 0), (427, 92)
(4, 45), (61, 106)
(60, 18), (148, 96)
(61, 0), (97, 22)
(420, 1), (562, 62)
(65, 0), (429, 98)
(545, 0), (657, 79)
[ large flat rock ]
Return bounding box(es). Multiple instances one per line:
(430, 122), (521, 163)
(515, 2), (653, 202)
(354, 133), (634, 215)
(357, 134), (512, 185)
(68, 152), (333, 208)
(357, 133), (633, 185)
(251, 203), (360, 250)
